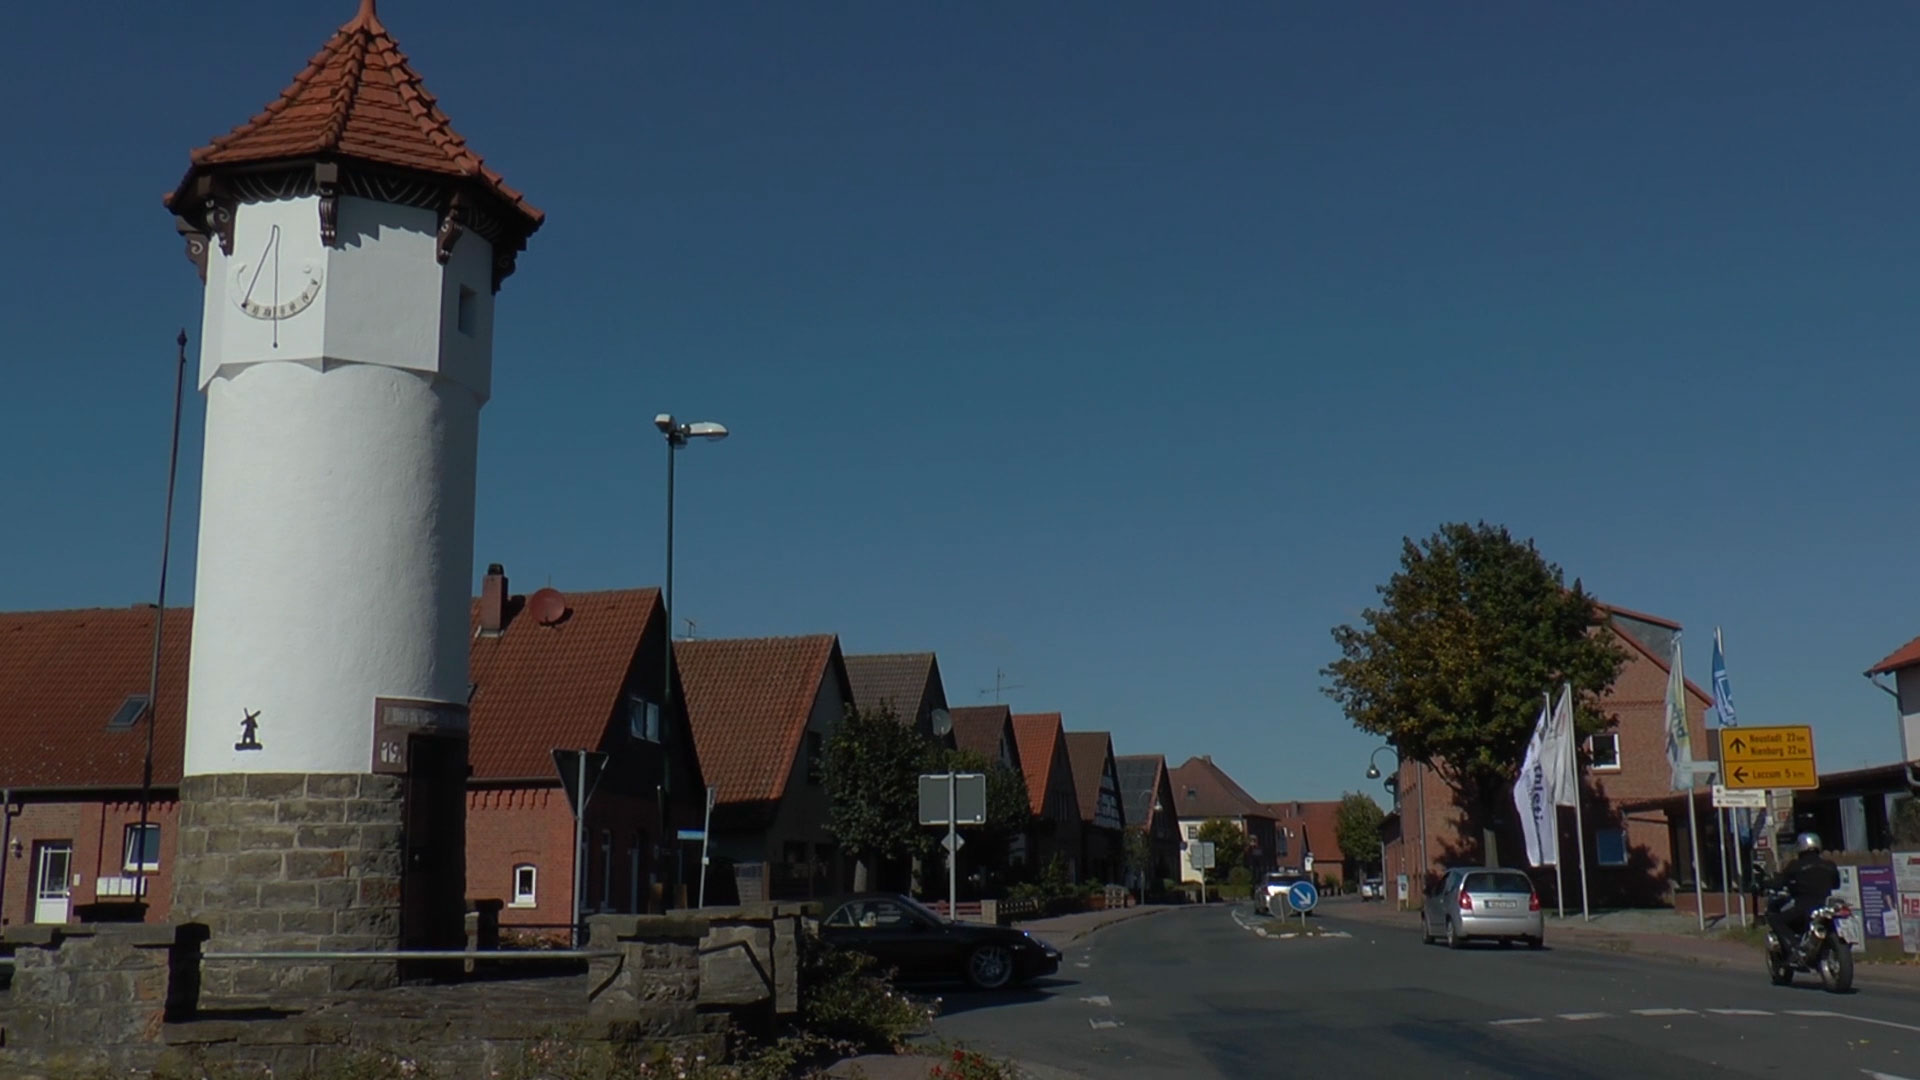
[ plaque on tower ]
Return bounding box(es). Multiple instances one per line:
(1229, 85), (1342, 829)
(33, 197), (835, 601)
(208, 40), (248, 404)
(371, 696), (470, 774)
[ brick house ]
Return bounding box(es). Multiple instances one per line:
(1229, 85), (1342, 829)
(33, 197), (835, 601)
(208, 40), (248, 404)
(1062, 732), (1127, 884)
(0, 606), (188, 928)
(0, 570), (714, 934)
(1382, 603), (1712, 909)
(676, 635), (854, 902)
(1168, 755), (1280, 882)
(845, 652), (951, 745)
(1114, 753), (1182, 893)
(1267, 800), (1349, 885)
(1866, 634), (1920, 791)
(1010, 713), (1083, 882)
(464, 569), (708, 936)
(948, 704), (1027, 879)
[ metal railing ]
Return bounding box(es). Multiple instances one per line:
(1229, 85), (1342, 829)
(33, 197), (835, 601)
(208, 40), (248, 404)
(201, 949), (618, 961)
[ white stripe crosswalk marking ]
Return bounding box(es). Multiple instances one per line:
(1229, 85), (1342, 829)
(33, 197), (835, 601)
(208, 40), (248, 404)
(1557, 1013), (1609, 1021)
(1489, 1018), (1543, 1026)
(1080, 995), (1111, 1007)
(1089, 1019), (1123, 1030)
(1631, 1008), (1696, 1017)
(1861, 1071), (1920, 1080)
(1707, 1008), (1772, 1016)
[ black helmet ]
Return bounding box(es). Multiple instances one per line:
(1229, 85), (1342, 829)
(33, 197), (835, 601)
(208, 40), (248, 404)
(1795, 832), (1822, 855)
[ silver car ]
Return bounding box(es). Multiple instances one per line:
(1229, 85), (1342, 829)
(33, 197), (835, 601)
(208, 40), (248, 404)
(1421, 867), (1543, 949)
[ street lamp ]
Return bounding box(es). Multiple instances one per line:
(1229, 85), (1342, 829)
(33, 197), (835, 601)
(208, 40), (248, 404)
(655, 414), (727, 908)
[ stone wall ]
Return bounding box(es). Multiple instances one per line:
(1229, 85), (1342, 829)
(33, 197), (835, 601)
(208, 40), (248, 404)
(0, 922), (205, 1076)
(173, 773), (405, 996)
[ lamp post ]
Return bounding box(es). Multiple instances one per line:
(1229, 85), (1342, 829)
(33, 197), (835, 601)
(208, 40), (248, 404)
(654, 414), (727, 908)
(1366, 746), (1410, 905)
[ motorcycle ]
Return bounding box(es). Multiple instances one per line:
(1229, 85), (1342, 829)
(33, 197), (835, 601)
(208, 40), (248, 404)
(1761, 887), (1854, 993)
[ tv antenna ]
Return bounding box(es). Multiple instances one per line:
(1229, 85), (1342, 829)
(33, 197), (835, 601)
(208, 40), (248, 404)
(978, 668), (1023, 702)
(680, 616), (698, 640)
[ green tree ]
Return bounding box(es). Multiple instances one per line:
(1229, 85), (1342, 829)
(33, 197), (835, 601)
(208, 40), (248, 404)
(1194, 817), (1250, 883)
(1334, 792), (1387, 874)
(1322, 522), (1627, 866)
(825, 703), (936, 890)
(1893, 796), (1920, 847)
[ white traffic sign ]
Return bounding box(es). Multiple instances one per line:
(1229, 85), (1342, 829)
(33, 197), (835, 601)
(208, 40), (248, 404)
(1192, 841), (1216, 871)
(918, 773), (988, 825)
(1712, 785), (1766, 810)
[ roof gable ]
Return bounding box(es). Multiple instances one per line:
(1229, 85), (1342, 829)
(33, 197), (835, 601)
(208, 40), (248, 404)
(1011, 713), (1066, 817)
(1266, 800), (1347, 864)
(1168, 755), (1270, 820)
(1114, 754), (1167, 830)
(844, 652), (947, 733)
(0, 607), (191, 788)
(677, 635), (839, 808)
(949, 705), (1016, 768)
(467, 588), (659, 779)
(1063, 731), (1121, 827)
(1601, 605), (1713, 707)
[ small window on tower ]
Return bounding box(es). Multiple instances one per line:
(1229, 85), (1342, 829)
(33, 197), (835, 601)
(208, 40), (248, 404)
(457, 285), (479, 336)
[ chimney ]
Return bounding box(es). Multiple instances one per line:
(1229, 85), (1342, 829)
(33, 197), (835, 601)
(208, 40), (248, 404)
(480, 563), (508, 635)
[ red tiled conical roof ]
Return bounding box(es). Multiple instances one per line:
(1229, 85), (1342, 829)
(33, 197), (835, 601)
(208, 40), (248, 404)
(171, 0), (540, 232)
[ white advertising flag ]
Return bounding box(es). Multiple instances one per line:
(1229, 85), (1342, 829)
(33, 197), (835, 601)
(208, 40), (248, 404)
(1666, 633), (1694, 791)
(1514, 698), (1558, 867)
(1548, 683), (1578, 808)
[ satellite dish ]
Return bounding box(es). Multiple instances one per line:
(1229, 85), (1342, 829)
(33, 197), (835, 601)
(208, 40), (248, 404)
(528, 587), (569, 626)
(930, 708), (953, 738)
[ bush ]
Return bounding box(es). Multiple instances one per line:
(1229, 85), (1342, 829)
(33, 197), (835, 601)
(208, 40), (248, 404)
(798, 934), (938, 1053)
(929, 1047), (1016, 1080)
(1226, 866), (1253, 889)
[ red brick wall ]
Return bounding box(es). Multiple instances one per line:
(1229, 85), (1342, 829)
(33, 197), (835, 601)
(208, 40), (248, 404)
(1, 797), (178, 928)
(467, 785), (677, 939)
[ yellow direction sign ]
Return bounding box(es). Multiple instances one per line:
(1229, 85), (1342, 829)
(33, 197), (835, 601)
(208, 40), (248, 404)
(1719, 726), (1818, 790)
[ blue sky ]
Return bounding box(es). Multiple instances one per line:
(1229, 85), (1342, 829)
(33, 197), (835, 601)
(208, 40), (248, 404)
(2, 2), (1914, 802)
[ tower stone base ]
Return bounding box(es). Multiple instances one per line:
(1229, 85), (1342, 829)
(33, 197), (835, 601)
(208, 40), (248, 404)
(173, 774), (405, 997)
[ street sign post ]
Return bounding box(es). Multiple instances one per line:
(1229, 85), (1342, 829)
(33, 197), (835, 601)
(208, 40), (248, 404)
(1718, 726), (1818, 791)
(1711, 785), (1767, 810)
(1192, 840), (1216, 904)
(919, 772), (988, 917)
(1287, 880), (1319, 931)
(552, 749), (610, 946)
(696, 785), (717, 909)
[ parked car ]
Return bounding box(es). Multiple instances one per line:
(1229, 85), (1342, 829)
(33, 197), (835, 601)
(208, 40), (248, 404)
(1358, 876), (1384, 901)
(1421, 868), (1543, 949)
(1256, 870), (1312, 915)
(817, 893), (1062, 990)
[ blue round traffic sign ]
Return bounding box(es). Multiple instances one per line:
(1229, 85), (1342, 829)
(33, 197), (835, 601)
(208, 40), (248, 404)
(1287, 880), (1319, 913)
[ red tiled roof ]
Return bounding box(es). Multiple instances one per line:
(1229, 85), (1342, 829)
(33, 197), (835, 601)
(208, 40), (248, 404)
(1063, 732), (1117, 825)
(467, 588), (659, 780)
(949, 705), (1013, 763)
(1168, 756), (1272, 821)
(1868, 635), (1920, 676)
(0, 607), (190, 789)
(1010, 713), (1065, 817)
(677, 635), (840, 808)
(169, 0), (540, 232)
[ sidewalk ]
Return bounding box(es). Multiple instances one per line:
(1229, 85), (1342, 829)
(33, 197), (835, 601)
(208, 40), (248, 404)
(1014, 901), (1174, 949)
(1322, 895), (1920, 986)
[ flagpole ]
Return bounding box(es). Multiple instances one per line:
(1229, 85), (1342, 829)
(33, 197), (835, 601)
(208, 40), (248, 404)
(1548, 692), (1564, 920)
(1687, 778), (1707, 931)
(1572, 757), (1590, 921)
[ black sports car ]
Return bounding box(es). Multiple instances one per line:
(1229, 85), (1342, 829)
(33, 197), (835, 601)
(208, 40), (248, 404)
(817, 893), (1062, 990)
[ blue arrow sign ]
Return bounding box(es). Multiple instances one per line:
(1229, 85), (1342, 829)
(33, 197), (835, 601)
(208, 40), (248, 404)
(1287, 880), (1319, 914)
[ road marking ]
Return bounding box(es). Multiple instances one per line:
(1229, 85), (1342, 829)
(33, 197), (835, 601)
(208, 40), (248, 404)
(1556, 1012), (1609, 1021)
(1862, 1071), (1920, 1080)
(1707, 1009), (1772, 1016)
(1089, 1018), (1123, 1030)
(1073, 962), (1091, 969)
(1631, 1008), (1696, 1017)
(1488, 1018), (1543, 1026)
(1786, 1010), (1920, 1035)
(1080, 995), (1111, 1007)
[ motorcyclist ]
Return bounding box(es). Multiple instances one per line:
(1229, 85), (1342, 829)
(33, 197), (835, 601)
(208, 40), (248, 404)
(1763, 832), (1841, 958)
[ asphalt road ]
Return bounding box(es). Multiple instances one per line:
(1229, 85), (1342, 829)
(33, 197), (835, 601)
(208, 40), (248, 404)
(931, 902), (1920, 1079)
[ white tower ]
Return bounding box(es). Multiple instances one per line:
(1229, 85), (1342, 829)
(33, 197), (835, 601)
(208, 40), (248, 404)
(165, 0), (540, 994)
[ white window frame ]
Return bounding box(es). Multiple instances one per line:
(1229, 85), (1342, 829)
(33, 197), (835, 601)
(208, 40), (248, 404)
(122, 823), (161, 873)
(511, 864), (537, 908)
(1596, 828), (1629, 867)
(1587, 732), (1621, 772)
